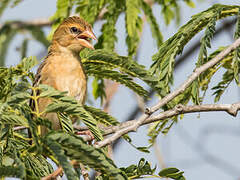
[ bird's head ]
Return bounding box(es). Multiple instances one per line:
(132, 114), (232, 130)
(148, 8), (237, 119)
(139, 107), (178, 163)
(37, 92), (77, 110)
(52, 16), (97, 53)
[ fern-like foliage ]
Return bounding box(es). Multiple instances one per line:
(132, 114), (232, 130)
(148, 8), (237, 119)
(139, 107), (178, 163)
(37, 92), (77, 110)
(95, 1), (124, 51)
(0, 57), (129, 178)
(83, 49), (163, 100)
(45, 132), (128, 179)
(125, 0), (143, 57)
(75, 0), (104, 24)
(0, 0), (11, 17)
(0, 25), (17, 66)
(151, 4), (239, 95)
(147, 4), (240, 145)
(141, 0), (163, 47)
(84, 105), (118, 126)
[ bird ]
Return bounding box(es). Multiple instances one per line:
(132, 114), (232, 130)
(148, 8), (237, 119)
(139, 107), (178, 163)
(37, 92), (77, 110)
(31, 16), (97, 135)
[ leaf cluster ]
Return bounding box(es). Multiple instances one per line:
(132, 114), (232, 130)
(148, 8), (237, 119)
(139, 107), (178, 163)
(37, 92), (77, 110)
(148, 4), (240, 145)
(0, 56), (128, 179)
(83, 49), (162, 101)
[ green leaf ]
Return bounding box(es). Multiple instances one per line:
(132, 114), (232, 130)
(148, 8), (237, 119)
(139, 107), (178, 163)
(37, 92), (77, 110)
(86, 66), (149, 98)
(184, 0), (195, 8)
(0, 111), (29, 126)
(197, 9), (219, 67)
(94, 1), (123, 50)
(48, 0), (71, 40)
(45, 132), (127, 179)
(141, 0), (163, 47)
(0, 25), (17, 66)
(23, 153), (53, 177)
(136, 147), (150, 153)
(0, 165), (25, 178)
(7, 92), (30, 105)
(125, 0), (143, 56)
(191, 80), (200, 105)
(40, 84), (103, 141)
(162, 5), (175, 25)
(58, 113), (74, 133)
(212, 69), (234, 102)
(51, 0), (71, 21)
(159, 167), (185, 180)
(84, 105), (119, 126)
(92, 77), (106, 103)
(0, 0), (10, 17)
(12, 0), (24, 8)
(120, 158), (156, 178)
(126, 0), (140, 37)
(84, 50), (162, 96)
(19, 56), (38, 72)
(44, 138), (78, 180)
(76, 0), (105, 25)
(20, 39), (28, 59)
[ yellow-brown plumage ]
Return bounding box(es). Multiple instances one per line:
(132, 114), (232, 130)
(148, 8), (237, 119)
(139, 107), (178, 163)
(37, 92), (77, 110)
(32, 16), (97, 134)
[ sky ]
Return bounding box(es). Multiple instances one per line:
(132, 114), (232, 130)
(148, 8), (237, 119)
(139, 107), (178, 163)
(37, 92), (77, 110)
(1, 0), (240, 180)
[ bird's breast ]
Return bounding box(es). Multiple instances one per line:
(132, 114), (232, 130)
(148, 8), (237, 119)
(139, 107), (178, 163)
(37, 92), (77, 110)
(44, 54), (87, 104)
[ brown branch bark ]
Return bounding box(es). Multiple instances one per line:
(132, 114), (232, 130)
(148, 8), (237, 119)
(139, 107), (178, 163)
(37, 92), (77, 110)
(42, 160), (78, 180)
(0, 6), (110, 30)
(0, 18), (51, 29)
(100, 102), (240, 137)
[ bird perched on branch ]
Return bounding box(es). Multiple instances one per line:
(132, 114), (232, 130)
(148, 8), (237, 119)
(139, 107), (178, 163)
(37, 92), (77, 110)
(31, 16), (97, 135)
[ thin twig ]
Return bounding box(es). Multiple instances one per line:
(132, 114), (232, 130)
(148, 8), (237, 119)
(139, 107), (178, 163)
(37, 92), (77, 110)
(0, 7), (109, 30)
(0, 18), (51, 29)
(42, 160), (78, 180)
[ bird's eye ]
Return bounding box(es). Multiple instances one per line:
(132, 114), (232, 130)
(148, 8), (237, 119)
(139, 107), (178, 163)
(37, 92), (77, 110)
(70, 27), (79, 34)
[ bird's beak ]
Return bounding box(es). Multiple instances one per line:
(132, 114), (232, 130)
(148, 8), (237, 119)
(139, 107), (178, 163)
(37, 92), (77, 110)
(77, 30), (97, 50)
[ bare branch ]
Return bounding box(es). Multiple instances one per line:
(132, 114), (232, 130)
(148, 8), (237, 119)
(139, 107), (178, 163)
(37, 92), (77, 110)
(95, 37), (240, 148)
(100, 102), (240, 137)
(146, 102), (240, 123)
(0, 6), (110, 30)
(0, 18), (51, 29)
(42, 160), (78, 180)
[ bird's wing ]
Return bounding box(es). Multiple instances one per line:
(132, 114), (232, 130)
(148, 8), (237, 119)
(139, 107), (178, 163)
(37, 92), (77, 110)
(29, 59), (47, 111)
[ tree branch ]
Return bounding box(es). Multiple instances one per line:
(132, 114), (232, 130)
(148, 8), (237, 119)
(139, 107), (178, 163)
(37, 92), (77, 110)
(101, 102), (240, 137)
(95, 37), (240, 148)
(0, 7), (110, 30)
(0, 18), (51, 29)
